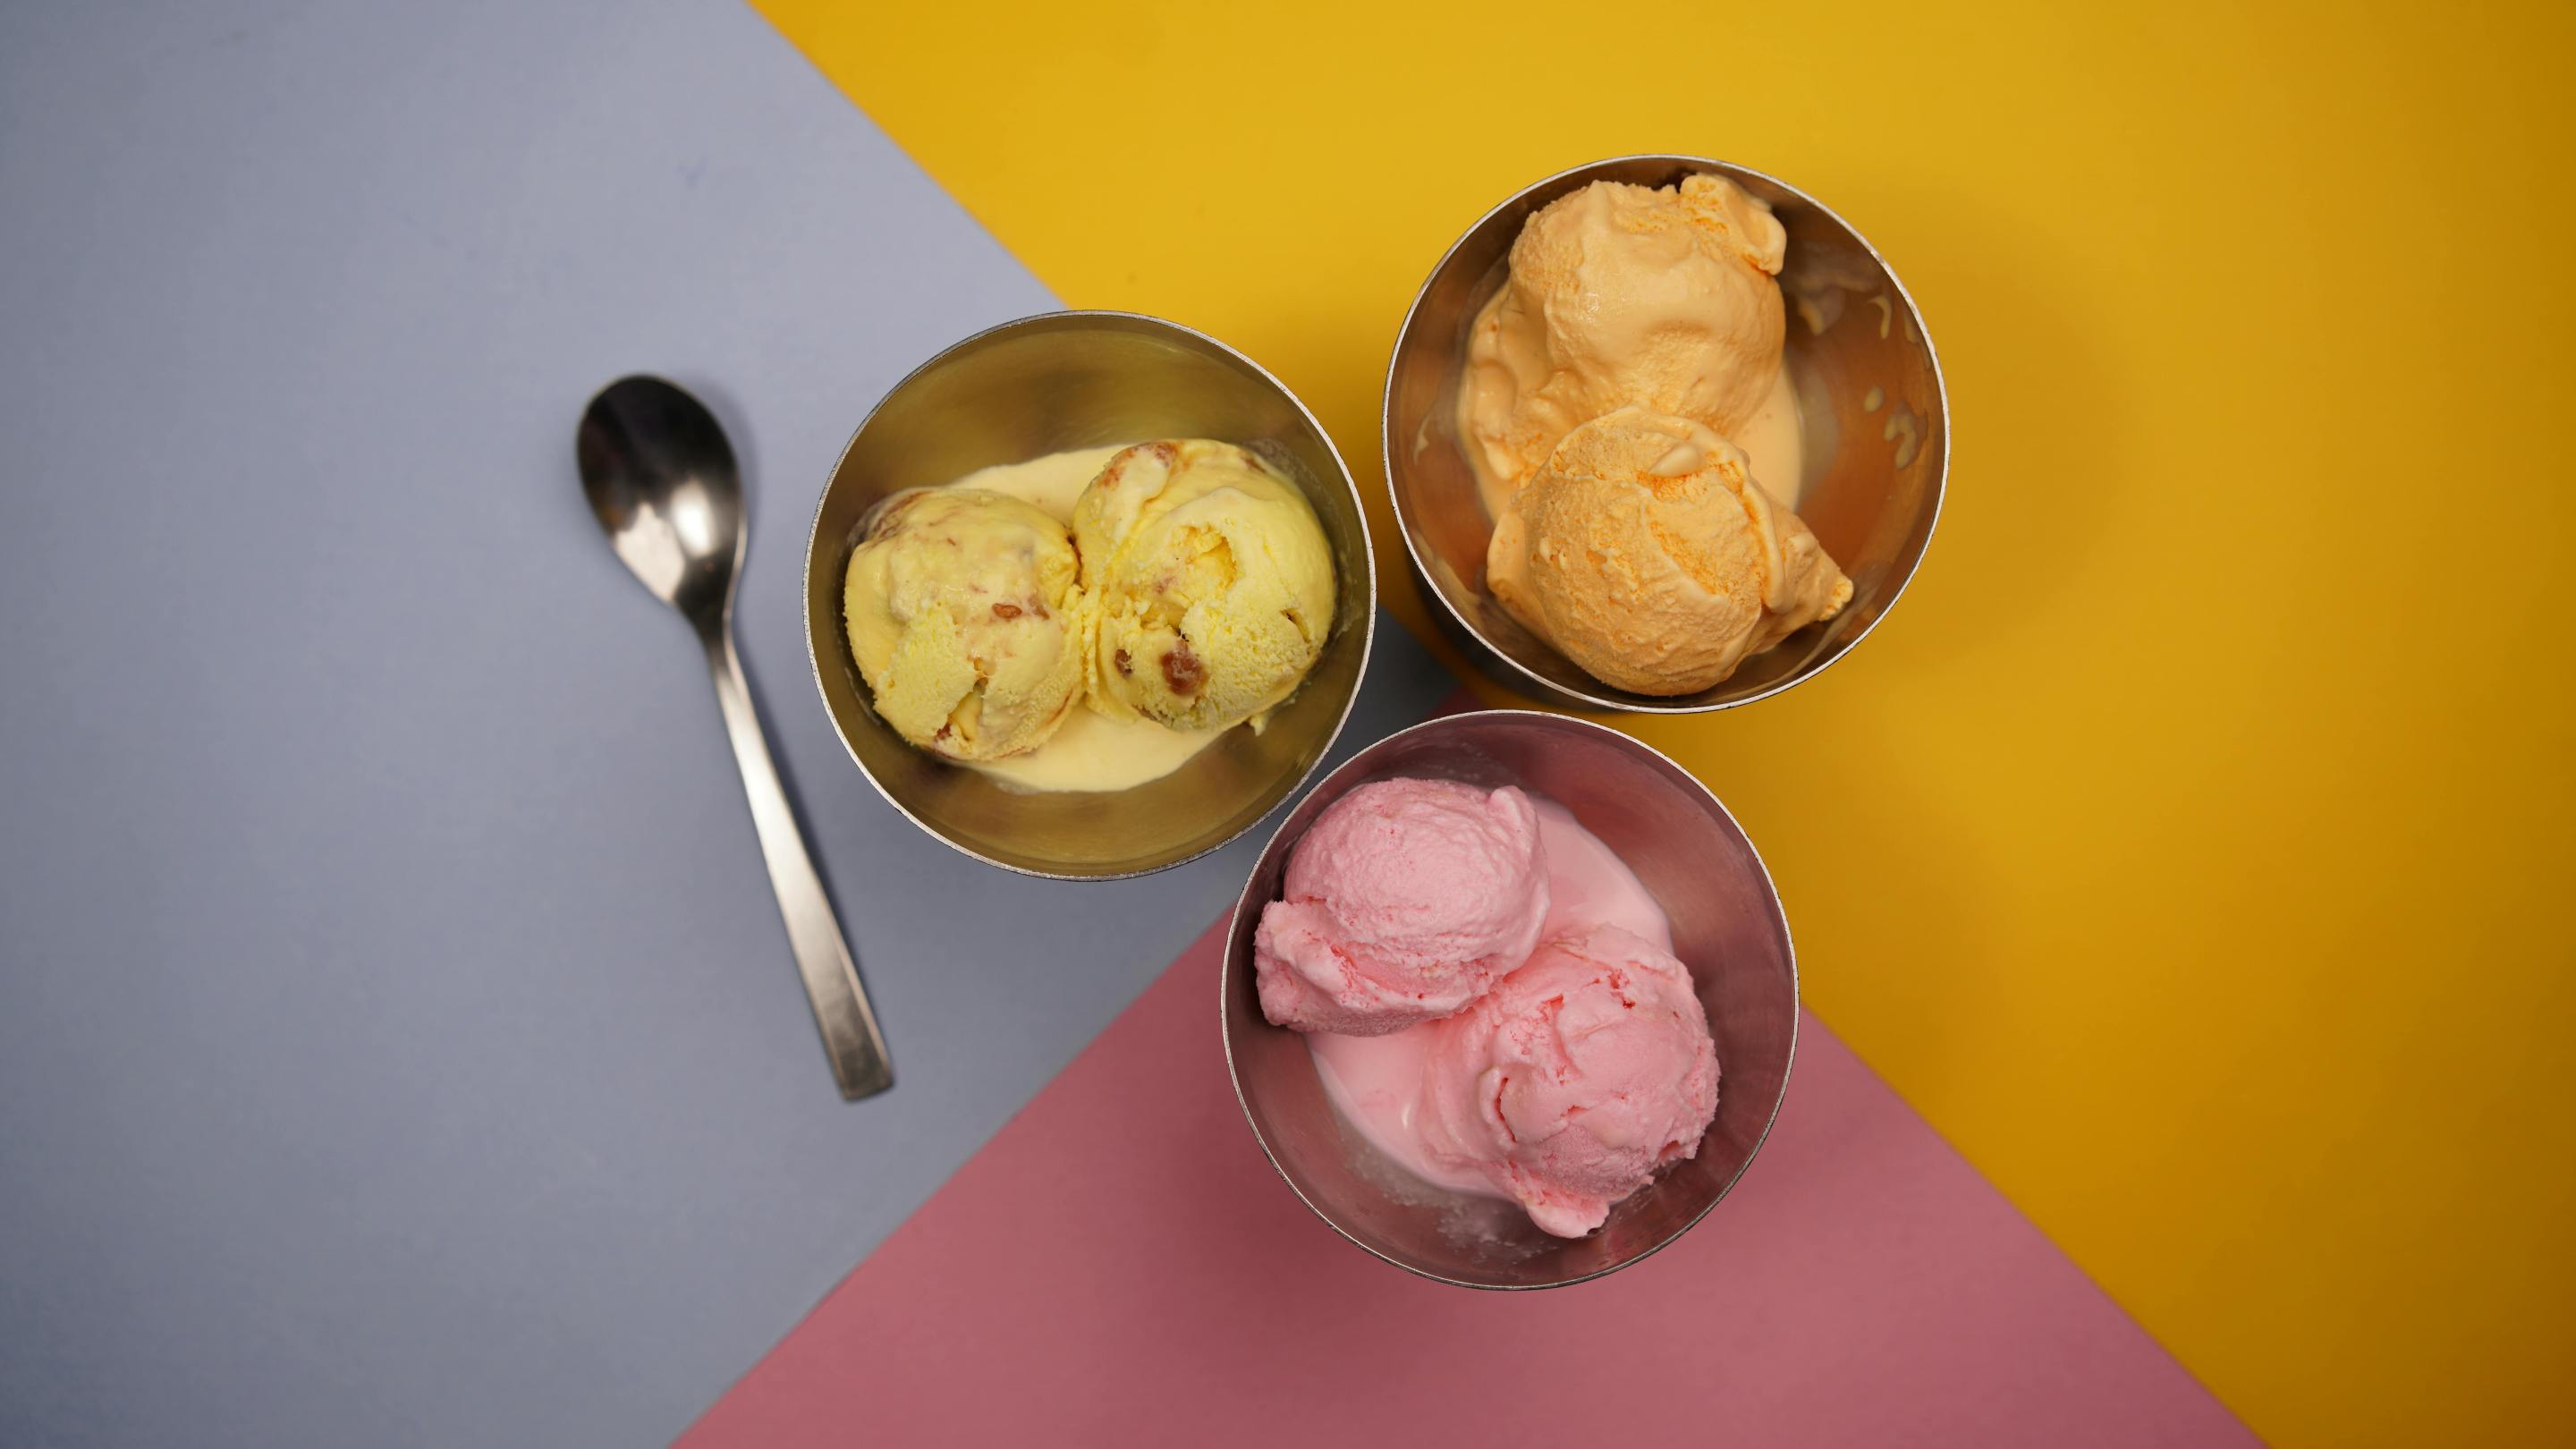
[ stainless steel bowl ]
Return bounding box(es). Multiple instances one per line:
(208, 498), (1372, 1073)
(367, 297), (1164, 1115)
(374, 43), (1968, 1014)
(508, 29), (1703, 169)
(1384, 155), (1947, 711)
(802, 311), (1376, 879)
(1221, 711), (1799, 1287)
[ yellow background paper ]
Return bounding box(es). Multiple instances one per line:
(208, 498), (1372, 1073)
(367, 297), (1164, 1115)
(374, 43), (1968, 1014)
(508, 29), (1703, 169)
(753, 2), (2576, 1439)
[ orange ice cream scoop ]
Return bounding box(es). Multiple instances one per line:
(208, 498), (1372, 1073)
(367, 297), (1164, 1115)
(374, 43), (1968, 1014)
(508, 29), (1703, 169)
(1487, 410), (1851, 696)
(1459, 174), (1788, 510)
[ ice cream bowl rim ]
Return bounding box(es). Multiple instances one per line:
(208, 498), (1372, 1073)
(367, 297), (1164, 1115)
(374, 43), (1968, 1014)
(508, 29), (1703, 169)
(1381, 152), (1949, 714)
(1219, 708), (1800, 1289)
(802, 309), (1377, 881)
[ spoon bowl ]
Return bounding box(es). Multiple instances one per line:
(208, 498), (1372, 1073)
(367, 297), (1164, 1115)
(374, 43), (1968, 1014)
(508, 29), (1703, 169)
(578, 377), (746, 624)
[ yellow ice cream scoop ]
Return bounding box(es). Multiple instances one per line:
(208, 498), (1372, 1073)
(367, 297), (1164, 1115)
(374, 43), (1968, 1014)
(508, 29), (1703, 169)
(843, 487), (1087, 761)
(1072, 439), (1335, 733)
(1487, 410), (1850, 696)
(1460, 174), (1788, 505)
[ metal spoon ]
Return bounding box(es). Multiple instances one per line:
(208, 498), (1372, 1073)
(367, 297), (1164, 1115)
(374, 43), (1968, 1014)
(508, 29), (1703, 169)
(577, 375), (893, 1100)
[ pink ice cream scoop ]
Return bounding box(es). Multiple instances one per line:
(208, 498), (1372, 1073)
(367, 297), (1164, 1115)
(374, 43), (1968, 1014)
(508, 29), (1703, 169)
(1416, 925), (1719, 1237)
(1253, 779), (1549, 1036)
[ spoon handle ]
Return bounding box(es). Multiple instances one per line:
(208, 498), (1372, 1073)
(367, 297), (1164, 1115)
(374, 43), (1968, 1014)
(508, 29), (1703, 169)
(700, 625), (894, 1100)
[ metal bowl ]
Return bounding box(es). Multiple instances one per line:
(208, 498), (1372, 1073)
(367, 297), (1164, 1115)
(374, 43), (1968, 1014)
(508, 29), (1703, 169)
(802, 311), (1377, 879)
(1221, 711), (1798, 1287)
(1383, 155), (1947, 711)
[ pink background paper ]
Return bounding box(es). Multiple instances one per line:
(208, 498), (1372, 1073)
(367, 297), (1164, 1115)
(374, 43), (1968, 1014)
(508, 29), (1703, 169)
(683, 919), (2257, 1447)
